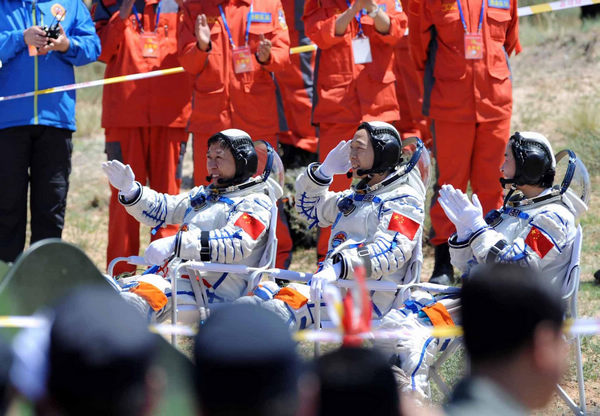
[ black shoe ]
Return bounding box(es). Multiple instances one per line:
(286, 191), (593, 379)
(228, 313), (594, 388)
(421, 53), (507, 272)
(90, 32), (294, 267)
(429, 243), (454, 285)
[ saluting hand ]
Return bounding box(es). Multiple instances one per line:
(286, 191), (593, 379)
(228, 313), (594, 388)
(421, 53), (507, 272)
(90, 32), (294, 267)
(195, 14), (211, 51)
(256, 33), (271, 64)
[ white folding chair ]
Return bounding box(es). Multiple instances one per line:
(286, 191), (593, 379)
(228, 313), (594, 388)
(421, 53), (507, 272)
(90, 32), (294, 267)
(428, 225), (587, 413)
(556, 224), (586, 415)
(169, 202), (279, 344)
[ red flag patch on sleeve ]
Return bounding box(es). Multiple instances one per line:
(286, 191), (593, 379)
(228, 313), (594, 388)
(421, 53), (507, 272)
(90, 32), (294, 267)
(525, 226), (554, 259)
(234, 213), (266, 240)
(387, 212), (420, 240)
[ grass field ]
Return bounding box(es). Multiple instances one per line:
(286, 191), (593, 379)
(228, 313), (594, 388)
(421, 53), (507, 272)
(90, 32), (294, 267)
(50, 8), (600, 414)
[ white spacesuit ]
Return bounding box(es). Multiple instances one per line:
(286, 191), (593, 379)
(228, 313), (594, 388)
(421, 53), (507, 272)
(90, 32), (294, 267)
(243, 122), (430, 330)
(103, 130), (283, 322)
(375, 131), (590, 398)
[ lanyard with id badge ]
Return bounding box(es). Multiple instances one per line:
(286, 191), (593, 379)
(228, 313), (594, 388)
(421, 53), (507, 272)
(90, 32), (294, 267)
(346, 0), (372, 64)
(133, 2), (162, 58)
(456, 0), (485, 59)
(219, 3), (254, 74)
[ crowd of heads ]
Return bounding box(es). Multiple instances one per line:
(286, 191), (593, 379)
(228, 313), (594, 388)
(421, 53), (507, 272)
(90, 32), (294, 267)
(0, 262), (572, 416)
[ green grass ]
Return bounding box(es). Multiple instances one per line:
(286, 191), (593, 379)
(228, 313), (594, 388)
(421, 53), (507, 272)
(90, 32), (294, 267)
(73, 62), (105, 138)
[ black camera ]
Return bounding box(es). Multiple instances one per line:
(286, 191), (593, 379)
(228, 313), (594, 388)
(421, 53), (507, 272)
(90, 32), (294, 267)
(43, 25), (61, 42)
(42, 9), (65, 44)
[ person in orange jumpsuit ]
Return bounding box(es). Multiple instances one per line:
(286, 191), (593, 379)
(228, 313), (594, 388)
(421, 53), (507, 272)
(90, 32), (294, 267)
(409, 0), (520, 283)
(275, 0), (318, 161)
(93, 0), (193, 275)
(392, 0), (431, 145)
(178, 0), (294, 268)
(303, 0), (407, 260)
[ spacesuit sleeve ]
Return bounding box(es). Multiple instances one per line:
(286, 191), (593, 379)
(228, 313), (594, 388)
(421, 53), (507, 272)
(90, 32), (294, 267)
(175, 194), (273, 263)
(295, 163), (346, 229)
(448, 233), (477, 277)
(121, 183), (195, 228)
(336, 194), (425, 280)
(469, 209), (574, 272)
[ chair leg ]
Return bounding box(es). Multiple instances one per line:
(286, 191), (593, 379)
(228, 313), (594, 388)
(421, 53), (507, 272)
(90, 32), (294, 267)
(555, 334), (586, 416)
(575, 334), (586, 414)
(429, 338), (462, 399)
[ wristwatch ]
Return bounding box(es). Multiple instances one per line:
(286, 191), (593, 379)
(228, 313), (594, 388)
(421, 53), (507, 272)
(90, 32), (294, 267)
(368, 6), (380, 18)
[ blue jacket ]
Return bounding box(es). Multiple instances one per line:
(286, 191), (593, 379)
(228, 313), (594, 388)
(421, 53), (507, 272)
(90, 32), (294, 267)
(0, 0), (100, 131)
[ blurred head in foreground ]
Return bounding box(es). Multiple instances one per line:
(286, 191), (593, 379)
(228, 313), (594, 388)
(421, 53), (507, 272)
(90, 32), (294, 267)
(46, 286), (161, 416)
(460, 263), (567, 410)
(316, 346), (400, 416)
(193, 304), (305, 416)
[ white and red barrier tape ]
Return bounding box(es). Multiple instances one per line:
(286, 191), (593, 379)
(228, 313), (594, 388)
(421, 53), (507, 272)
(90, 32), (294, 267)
(0, 0), (597, 103)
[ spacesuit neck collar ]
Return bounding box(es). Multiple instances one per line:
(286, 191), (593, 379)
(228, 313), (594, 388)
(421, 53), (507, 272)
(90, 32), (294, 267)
(506, 187), (561, 209)
(208, 177), (263, 196)
(352, 168), (406, 195)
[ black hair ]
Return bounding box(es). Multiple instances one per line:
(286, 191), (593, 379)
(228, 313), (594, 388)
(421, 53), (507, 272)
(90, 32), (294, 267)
(461, 264), (564, 365)
(193, 304), (300, 416)
(316, 347), (400, 416)
(48, 286), (159, 416)
(0, 337), (12, 415)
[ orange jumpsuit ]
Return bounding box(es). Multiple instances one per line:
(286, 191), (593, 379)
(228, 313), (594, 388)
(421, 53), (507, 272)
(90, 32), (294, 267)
(410, 0), (520, 245)
(93, 0), (193, 275)
(303, 0), (406, 258)
(178, 0), (293, 268)
(178, 0), (290, 183)
(392, 0), (431, 144)
(275, 0), (318, 153)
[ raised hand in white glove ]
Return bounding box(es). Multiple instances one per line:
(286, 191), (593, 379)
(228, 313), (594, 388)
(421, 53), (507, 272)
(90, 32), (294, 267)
(101, 160), (138, 200)
(144, 235), (176, 265)
(316, 140), (352, 179)
(438, 184), (487, 241)
(310, 262), (342, 301)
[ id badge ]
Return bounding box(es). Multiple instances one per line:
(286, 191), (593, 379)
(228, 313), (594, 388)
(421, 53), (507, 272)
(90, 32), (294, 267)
(352, 36), (372, 64)
(464, 32), (483, 60)
(28, 45), (41, 56)
(140, 33), (159, 58)
(232, 45), (254, 74)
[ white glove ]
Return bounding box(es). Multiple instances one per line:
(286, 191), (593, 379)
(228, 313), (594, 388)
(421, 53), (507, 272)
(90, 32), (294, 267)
(438, 184), (487, 241)
(101, 160), (138, 200)
(144, 235), (176, 265)
(310, 262), (342, 301)
(316, 140), (352, 179)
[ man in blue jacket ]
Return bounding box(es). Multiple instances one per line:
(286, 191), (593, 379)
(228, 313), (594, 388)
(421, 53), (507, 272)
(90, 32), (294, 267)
(0, 0), (100, 262)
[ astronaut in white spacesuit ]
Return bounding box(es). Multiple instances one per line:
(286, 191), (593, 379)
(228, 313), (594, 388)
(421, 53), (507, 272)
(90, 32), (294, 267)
(444, 131), (588, 283)
(102, 129), (283, 322)
(375, 131), (590, 398)
(243, 121), (430, 330)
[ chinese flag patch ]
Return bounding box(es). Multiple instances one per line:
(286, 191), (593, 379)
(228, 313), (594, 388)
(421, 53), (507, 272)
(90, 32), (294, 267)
(525, 226), (554, 259)
(234, 213), (266, 240)
(387, 212), (420, 240)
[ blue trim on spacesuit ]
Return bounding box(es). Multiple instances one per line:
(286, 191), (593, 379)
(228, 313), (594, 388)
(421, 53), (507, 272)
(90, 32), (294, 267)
(142, 193), (168, 235)
(412, 337), (435, 391)
(297, 192), (320, 229)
